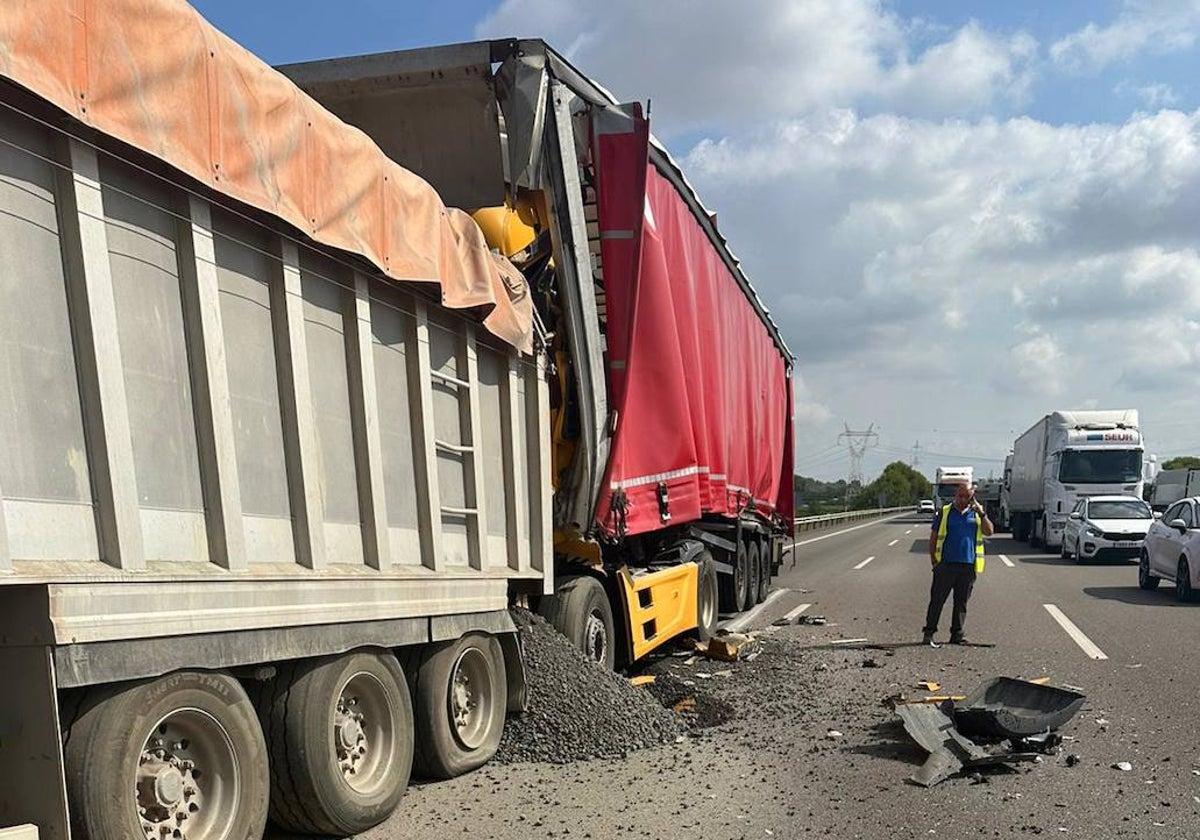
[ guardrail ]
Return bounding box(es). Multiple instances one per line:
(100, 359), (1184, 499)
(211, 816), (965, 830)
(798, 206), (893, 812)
(792, 506), (912, 535)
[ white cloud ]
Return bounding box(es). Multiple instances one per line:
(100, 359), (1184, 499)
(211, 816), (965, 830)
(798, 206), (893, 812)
(1051, 0), (1200, 72)
(1115, 80), (1180, 108)
(476, 0), (1036, 132)
(793, 374), (833, 426)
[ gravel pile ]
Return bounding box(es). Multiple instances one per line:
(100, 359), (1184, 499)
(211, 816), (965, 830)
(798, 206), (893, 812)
(494, 609), (682, 765)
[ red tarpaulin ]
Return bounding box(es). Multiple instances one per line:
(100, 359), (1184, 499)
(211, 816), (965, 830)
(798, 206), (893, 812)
(593, 121), (794, 538)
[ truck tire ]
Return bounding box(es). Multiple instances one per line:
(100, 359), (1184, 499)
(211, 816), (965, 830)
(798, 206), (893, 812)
(256, 651), (413, 835)
(410, 633), (507, 779)
(718, 545), (748, 614)
(64, 671), (269, 840)
(695, 551), (719, 642)
(757, 537), (772, 603)
(746, 541), (764, 606)
(539, 574), (617, 670)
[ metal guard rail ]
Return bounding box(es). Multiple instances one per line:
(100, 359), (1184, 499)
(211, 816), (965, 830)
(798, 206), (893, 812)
(792, 506), (911, 534)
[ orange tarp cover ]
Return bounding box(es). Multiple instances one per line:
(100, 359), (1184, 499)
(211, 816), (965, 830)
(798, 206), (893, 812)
(0, 0), (533, 352)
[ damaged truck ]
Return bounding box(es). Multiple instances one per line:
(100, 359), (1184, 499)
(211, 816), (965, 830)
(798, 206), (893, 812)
(0, 1), (794, 838)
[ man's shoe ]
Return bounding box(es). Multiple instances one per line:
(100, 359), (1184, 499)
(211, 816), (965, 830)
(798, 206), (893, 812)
(922, 632), (936, 646)
(949, 636), (967, 645)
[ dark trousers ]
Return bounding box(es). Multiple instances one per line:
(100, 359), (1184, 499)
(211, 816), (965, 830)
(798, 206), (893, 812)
(923, 562), (976, 639)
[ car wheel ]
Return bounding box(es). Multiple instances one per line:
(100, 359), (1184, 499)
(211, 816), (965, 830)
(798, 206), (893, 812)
(1176, 557), (1196, 603)
(1060, 538), (1068, 560)
(1138, 550), (1160, 590)
(1072, 540), (1084, 565)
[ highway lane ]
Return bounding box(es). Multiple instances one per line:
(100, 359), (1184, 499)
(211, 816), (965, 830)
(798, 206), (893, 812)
(763, 512), (1200, 836)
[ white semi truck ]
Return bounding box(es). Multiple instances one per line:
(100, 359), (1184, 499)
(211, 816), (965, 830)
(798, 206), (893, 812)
(934, 466), (974, 510)
(1007, 410), (1145, 549)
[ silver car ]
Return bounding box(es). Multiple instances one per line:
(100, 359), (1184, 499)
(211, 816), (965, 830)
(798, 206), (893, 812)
(1141, 496), (1200, 601)
(1061, 495), (1153, 564)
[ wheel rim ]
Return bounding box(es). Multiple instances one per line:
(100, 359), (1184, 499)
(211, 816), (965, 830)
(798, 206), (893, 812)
(447, 647), (494, 751)
(584, 608), (610, 666)
(699, 568), (717, 630)
(335, 671), (397, 795)
(134, 708), (239, 840)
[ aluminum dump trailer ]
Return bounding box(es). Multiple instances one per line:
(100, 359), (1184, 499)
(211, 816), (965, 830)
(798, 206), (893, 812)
(0, 2), (548, 837)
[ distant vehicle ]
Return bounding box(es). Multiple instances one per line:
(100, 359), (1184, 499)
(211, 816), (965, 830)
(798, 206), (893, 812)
(1008, 410), (1145, 551)
(1149, 468), (1200, 511)
(975, 479), (1003, 527)
(1061, 495), (1154, 564)
(917, 499), (936, 515)
(934, 466), (973, 510)
(999, 452), (1014, 532)
(1141, 497), (1200, 601)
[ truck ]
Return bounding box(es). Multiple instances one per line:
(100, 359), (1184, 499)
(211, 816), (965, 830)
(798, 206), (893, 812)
(999, 452), (1015, 531)
(0, 3), (795, 839)
(1007, 410), (1145, 549)
(1149, 468), (1200, 510)
(975, 478), (1004, 527)
(934, 466), (974, 510)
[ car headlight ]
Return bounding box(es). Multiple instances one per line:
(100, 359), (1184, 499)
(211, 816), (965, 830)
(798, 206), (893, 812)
(1085, 526), (1104, 538)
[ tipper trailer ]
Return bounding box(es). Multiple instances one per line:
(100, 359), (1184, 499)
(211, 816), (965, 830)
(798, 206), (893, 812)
(0, 2), (794, 838)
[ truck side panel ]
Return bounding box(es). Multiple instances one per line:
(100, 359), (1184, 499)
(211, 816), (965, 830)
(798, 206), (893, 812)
(0, 97), (548, 613)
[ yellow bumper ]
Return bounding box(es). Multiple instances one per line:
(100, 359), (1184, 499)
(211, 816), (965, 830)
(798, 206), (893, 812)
(618, 563), (699, 661)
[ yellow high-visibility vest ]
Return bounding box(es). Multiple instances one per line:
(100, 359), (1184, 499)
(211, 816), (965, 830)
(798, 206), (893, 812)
(934, 504), (985, 573)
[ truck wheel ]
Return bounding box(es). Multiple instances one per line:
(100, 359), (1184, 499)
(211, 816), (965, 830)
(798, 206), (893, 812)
(256, 651), (412, 835)
(1030, 518), (1042, 548)
(410, 633), (507, 779)
(64, 671), (268, 840)
(539, 574), (616, 670)
(695, 551), (719, 642)
(718, 546), (747, 614)
(757, 537), (772, 603)
(747, 541), (764, 606)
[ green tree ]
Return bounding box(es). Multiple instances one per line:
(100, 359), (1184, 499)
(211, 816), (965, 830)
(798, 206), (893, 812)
(1162, 456), (1200, 470)
(850, 461), (932, 510)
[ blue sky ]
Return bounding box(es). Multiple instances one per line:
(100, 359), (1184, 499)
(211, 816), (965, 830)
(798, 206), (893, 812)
(192, 1), (1200, 481)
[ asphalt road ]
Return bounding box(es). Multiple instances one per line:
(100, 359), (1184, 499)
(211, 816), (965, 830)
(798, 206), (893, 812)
(337, 513), (1200, 839)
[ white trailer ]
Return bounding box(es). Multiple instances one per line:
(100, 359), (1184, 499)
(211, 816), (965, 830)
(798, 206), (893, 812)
(933, 466), (974, 510)
(1008, 410), (1145, 549)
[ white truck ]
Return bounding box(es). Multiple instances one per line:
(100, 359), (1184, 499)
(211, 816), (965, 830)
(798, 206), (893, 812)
(1007, 410), (1145, 549)
(934, 466), (974, 510)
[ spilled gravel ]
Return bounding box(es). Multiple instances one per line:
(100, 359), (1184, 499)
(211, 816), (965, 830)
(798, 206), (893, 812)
(493, 609), (682, 764)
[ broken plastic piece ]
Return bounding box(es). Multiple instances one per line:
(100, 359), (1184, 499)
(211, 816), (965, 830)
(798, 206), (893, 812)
(917, 681), (942, 692)
(629, 675), (656, 687)
(954, 677), (1086, 739)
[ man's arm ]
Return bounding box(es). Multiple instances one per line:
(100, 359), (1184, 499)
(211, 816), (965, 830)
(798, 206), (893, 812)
(971, 501), (996, 536)
(928, 511), (940, 566)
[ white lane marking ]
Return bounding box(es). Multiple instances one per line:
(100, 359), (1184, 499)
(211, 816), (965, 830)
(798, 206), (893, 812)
(782, 603), (812, 622)
(1043, 604), (1108, 660)
(722, 588), (791, 632)
(888, 539), (899, 547)
(999, 554), (1015, 567)
(853, 556), (875, 570)
(788, 515), (906, 550)
(905, 529), (913, 535)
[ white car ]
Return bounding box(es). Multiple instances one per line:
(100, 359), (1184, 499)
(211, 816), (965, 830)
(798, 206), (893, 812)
(917, 499), (936, 515)
(1061, 495), (1153, 564)
(1141, 496), (1200, 601)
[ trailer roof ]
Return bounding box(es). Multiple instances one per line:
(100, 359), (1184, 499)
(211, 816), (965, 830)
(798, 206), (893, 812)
(280, 38), (793, 363)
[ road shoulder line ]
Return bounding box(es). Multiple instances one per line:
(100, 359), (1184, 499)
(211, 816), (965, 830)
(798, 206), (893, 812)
(1043, 603), (1109, 660)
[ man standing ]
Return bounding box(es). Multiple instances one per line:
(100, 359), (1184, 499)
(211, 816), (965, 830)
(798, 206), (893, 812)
(923, 483), (993, 645)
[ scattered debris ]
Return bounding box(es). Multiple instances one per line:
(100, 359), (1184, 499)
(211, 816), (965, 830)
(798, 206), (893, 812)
(829, 638), (870, 645)
(1113, 761), (1133, 772)
(954, 677), (1086, 739)
(797, 614), (827, 626)
(1027, 676), (1051, 685)
(646, 672), (737, 730)
(827, 729), (843, 739)
(918, 681), (941, 692)
(697, 632), (757, 662)
(862, 658), (880, 668)
(1065, 754), (1081, 767)
(629, 675), (657, 687)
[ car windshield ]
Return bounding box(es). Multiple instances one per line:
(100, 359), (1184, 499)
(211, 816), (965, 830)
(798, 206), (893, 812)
(1058, 449), (1142, 484)
(1087, 500), (1151, 520)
